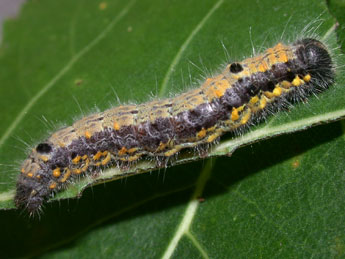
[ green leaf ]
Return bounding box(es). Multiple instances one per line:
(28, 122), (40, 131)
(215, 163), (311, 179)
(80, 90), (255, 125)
(0, 0), (345, 258)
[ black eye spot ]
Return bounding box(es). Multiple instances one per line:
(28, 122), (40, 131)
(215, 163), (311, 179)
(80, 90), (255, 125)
(71, 152), (77, 159)
(36, 143), (52, 153)
(286, 71), (295, 82)
(230, 63), (243, 73)
(267, 81), (275, 92)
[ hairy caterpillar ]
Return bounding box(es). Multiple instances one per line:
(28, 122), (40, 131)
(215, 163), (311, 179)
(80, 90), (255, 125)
(15, 38), (335, 215)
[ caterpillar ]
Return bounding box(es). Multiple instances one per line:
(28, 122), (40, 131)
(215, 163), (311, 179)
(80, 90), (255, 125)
(15, 38), (335, 215)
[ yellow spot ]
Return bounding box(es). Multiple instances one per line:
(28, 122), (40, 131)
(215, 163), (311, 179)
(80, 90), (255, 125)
(206, 133), (219, 143)
(49, 182), (57, 189)
(237, 106), (244, 112)
(36, 175), (41, 179)
(73, 168), (82, 174)
(113, 122), (120, 130)
(281, 81), (292, 89)
(60, 169), (71, 183)
(93, 151), (102, 161)
(72, 155), (81, 164)
(128, 147), (137, 153)
(82, 154), (88, 160)
(127, 155), (140, 162)
(214, 89), (223, 98)
(206, 78), (213, 83)
(241, 110), (251, 125)
(85, 131), (92, 139)
(273, 86), (282, 97)
(53, 168), (61, 178)
(250, 96), (259, 105)
(102, 151), (108, 156)
(81, 159), (90, 171)
(27, 172), (33, 178)
(40, 155), (48, 162)
(99, 2), (107, 10)
(277, 50), (288, 63)
(101, 153), (111, 165)
(264, 91), (275, 99)
(156, 142), (166, 152)
(259, 97), (267, 109)
(267, 48), (277, 65)
(248, 62), (257, 73)
(119, 147), (127, 156)
(21, 168), (25, 173)
(164, 148), (179, 157)
(197, 128), (207, 138)
(258, 62), (268, 72)
(231, 108), (239, 121)
(303, 74), (311, 82)
(292, 75), (303, 87)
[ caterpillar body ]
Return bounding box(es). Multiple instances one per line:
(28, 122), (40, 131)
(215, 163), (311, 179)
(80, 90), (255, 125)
(15, 38), (335, 215)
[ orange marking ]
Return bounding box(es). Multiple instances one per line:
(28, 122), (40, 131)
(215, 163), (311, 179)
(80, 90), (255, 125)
(53, 168), (61, 178)
(273, 86), (282, 97)
(21, 168), (25, 173)
(102, 151), (108, 156)
(27, 172), (33, 178)
(156, 142), (167, 152)
(259, 97), (267, 109)
(214, 89), (224, 98)
(49, 182), (57, 189)
(248, 62), (257, 73)
(303, 74), (311, 82)
(73, 168), (82, 174)
(164, 148), (179, 157)
(127, 155), (140, 162)
(267, 47), (276, 65)
(119, 147), (127, 156)
(264, 91), (275, 99)
(250, 96), (259, 105)
(113, 121), (120, 130)
(85, 131), (92, 139)
(72, 155), (81, 164)
(207, 133), (219, 143)
(292, 76), (303, 87)
(60, 169), (71, 183)
(36, 175), (41, 179)
(93, 151), (102, 161)
(101, 153), (111, 165)
(128, 148), (137, 153)
(40, 155), (48, 162)
(277, 47), (288, 63)
(81, 159), (90, 171)
(281, 81), (292, 89)
(82, 154), (88, 160)
(258, 62), (268, 72)
(197, 128), (207, 138)
(231, 108), (239, 121)
(241, 110), (251, 125)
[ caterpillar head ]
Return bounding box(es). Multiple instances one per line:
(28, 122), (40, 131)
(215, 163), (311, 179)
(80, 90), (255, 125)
(15, 142), (56, 215)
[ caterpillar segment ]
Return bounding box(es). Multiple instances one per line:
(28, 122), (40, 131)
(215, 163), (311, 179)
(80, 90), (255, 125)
(15, 38), (335, 214)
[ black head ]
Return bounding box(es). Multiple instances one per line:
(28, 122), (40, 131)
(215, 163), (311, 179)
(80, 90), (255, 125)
(294, 38), (334, 84)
